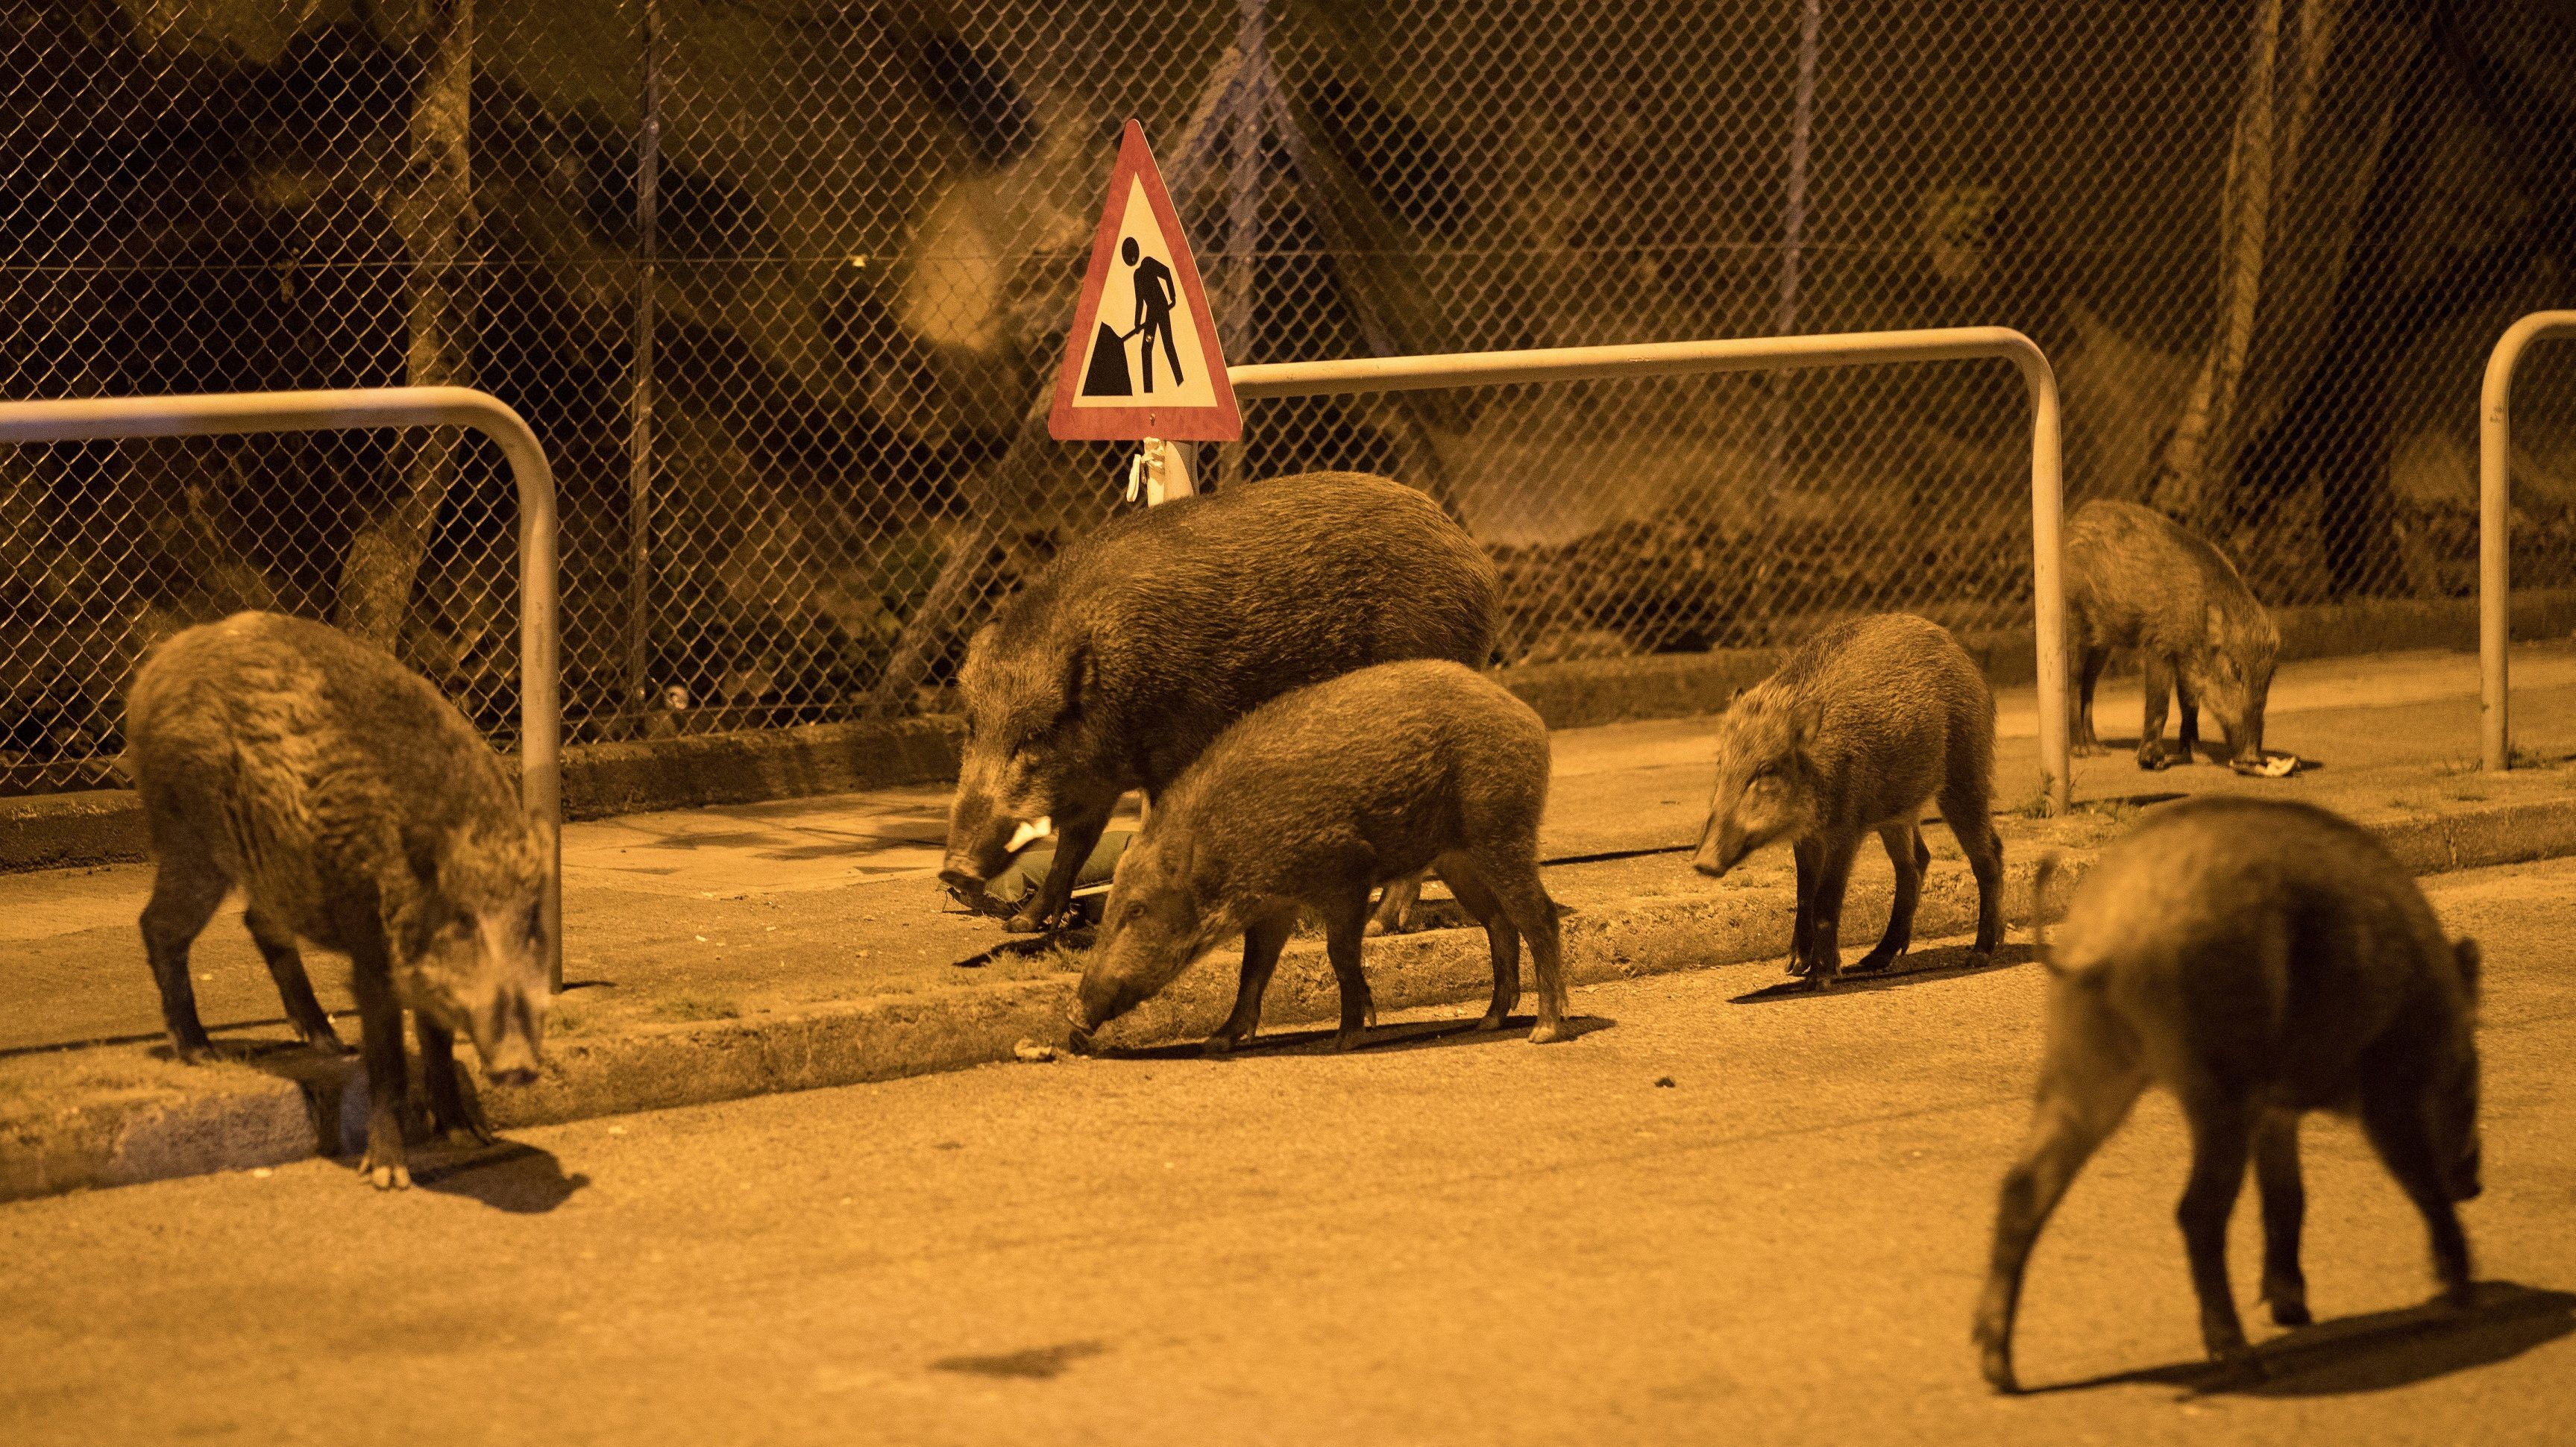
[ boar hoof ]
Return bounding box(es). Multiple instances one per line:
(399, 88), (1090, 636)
(1849, 948), (1901, 975)
(1526, 1020), (1568, 1044)
(1201, 1032), (1239, 1058)
(1332, 1028), (1367, 1053)
(1978, 1342), (2019, 1395)
(1003, 910), (1051, 934)
(359, 1156), (412, 1191)
(2266, 1296), (2312, 1328)
(2136, 749), (2172, 772)
(2205, 1346), (2266, 1388)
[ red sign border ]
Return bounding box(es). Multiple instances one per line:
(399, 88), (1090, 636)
(1046, 119), (1243, 442)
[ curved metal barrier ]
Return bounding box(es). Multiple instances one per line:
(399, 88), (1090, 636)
(0, 386), (563, 986)
(2479, 312), (2576, 772)
(1230, 327), (2072, 813)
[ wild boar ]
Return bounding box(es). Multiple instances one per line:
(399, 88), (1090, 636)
(1069, 659), (1567, 1052)
(125, 612), (553, 1190)
(1693, 614), (2003, 984)
(1974, 800), (2482, 1392)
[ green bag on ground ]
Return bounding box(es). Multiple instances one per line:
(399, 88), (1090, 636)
(964, 829), (1135, 923)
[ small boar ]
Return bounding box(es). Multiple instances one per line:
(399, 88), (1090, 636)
(1692, 613), (2002, 984)
(123, 612), (553, 1190)
(1973, 800), (2482, 1393)
(942, 471), (1497, 932)
(1069, 659), (1568, 1052)
(2064, 499), (2279, 770)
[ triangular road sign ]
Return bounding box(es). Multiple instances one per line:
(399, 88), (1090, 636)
(1048, 120), (1242, 442)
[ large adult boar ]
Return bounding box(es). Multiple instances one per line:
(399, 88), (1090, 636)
(1069, 659), (1568, 1053)
(1973, 800), (2483, 1393)
(941, 471), (1498, 931)
(2064, 499), (2278, 770)
(123, 612), (553, 1190)
(1692, 613), (2003, 985)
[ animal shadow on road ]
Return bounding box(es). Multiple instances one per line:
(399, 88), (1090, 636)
(930, 1340), (1107, 1380)
(405, 1142), (590, 1214)
(2035, 1282), (2574, 1398)
(1727, 943), (2038, 1004)
(1105, 1013), (1615, 1061)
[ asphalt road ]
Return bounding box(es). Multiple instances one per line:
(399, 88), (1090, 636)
(8, 857), (2576, 1446)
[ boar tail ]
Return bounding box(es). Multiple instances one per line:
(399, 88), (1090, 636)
(2031, 851), (2063, 973)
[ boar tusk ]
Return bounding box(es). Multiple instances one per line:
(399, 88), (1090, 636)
(1006, 816), (1053, 854)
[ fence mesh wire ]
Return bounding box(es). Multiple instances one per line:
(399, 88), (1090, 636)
(3, 0), (2572, 791)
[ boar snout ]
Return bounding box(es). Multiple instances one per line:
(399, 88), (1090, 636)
(942, 801), (1018, 887)
(1691, 815), (1741, 878)
(1073, 964), (1151, 1038)
(467, 995), (544, 1086)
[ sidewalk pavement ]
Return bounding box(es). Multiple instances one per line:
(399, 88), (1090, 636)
(10, 642), (2576, 1199)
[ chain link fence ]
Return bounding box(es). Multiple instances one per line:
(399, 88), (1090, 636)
(4, 0), (2572, 795)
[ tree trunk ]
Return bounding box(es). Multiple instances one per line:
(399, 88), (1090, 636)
(338, 0), (474, 650)
(2151, 0), (2290, 527)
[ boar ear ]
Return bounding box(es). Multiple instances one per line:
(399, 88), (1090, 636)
(1058, 641), (1094, 710)
(2453, 938), (2481, 1000)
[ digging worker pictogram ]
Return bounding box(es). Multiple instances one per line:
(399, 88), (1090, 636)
(1124, 236), (1181, 392)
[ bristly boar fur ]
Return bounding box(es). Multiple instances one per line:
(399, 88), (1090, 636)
(2064, 499), (2279, 770)
(1069, 659), (1568, 1053)
(1692, 613), (2003, 984)
(941, 471), (1498, 932)
(1974, 798), (2482, 1393)
(123, 612), (553, 1190)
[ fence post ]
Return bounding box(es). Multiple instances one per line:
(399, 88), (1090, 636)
(2480, 310), (2576, 772)
(626, 0), (662, 731)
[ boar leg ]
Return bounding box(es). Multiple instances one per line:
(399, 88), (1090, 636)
(2358, 1073), (2476, 1308)
(415, 1014), (494, 1148)
(242, 905), (345, 1054)
(1785, 836), (1822, 976)
(1973, 1022), (2146, 1393)
(1207, 914), (1293, 1055)
(1435, 853), (1521, 1031)
(2137, 655), (2176, 770)
(1366, 872), (1425, 936)
(2254, 1109), (2312, 1325)
(2072, 647), (2111, 756)
(1473, 847), (1567, 1043)
(2175, 1090), (2258, 1366)
(1791, 832), (1862, 984)
(139, 857), (229, 1064)
(342, 914), (415, 1190)
(1319, 891), (1377, 1052)
(1941, 783), (2006, 962)
(2174, 674), (2203, 765)
(1853, 823), (1929, 973)
(1010, 799), (1114, 933)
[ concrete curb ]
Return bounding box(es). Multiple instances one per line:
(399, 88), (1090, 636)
(11, 591), (2572, 874)
(10, 792), (2575, 1204)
